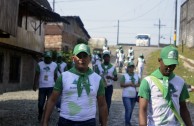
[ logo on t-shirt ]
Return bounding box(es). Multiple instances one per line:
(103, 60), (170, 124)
(72, 79), (78, 84)
(169, 83), (177, 94)
(43, 66), (50, 72)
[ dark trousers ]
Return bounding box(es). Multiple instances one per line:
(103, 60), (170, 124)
(58, 117), (96, 126)
(38, 87), (53, 118)
(105, 85), (113, 114)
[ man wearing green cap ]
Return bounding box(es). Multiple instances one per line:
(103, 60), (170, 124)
(138, 45), (192, 126)
(33, 51), (58, 121)
(96, 50), (118, 114)
(41, 43), (108, 126)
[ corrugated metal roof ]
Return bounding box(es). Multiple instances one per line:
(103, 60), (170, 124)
(33, 0), (52, 10)
(19, 0), (69, 23)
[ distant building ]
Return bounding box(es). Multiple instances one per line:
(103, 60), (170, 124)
(0, 0), (65, 94)
(45, 16), (90, 51)
(180, 0), (194, 47)
(88, 37), (108, 48)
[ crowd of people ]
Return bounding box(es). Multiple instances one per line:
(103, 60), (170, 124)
(33, 43), (193, 126)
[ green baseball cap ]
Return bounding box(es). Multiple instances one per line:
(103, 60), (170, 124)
(103, 50), (110, 57)
(57, 52), (62, 57)
(73, 44), (91, 56)
(44, 51), (52, 58)
(160, 45), (179, 65)
(127, 62), (135, 67)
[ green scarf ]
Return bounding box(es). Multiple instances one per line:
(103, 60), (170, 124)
(69, 67), (93, 97)
(151, 68), (175, 105)
(128, 73), (135, 83)
(101, 63), (112, 75)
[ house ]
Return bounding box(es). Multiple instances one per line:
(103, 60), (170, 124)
(45, 16), (90, 52)
(0, 0), (67, 94)
(180, 0), (194, 48)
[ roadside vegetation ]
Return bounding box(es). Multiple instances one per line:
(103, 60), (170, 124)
(146, 45), (194, 103)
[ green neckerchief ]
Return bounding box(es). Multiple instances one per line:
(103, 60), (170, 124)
(69, 67), (93, 97)
(101, 63), (113, 74)
(151, 68), (175, 103)
(128, 73), (135, 83)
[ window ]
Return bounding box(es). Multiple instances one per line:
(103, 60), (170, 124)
(0, 53), (3, 83)
(9, 55), (21, 83)
(137, 35), (149, 39)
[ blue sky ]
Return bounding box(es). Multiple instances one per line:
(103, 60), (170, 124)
(48, 0), (186, 46)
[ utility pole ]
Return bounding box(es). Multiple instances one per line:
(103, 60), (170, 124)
(174, 0), (178, 46)
(53, 0), (55, 12)
(154, 19), (165, 47)
(117, 20), (119, 45)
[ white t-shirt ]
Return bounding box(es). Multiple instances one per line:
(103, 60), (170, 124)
(137, 57), (145, 67)
(38, 61), (57, 88)
(118, 52), (125, 62)
(122, 73), (139, 98)
(98, 64), (116, 86)
(60, 71), (102, 121)
(57, 62), (67, 77)
(144, 76), (185, 126)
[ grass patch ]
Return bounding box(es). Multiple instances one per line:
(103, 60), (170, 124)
(146, 46), (194, 103)
(177, 45), (194, 60)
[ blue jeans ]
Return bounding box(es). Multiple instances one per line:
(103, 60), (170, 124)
(58, 117), (96, 126)
(38, 87), (53, 118)
(105, 85), (113, 114)
(122, 97), (136, 125)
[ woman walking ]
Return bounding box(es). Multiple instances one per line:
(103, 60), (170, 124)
(120, 62), (140, 126)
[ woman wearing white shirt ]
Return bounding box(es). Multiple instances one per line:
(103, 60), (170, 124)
(120, 62), (140, 126)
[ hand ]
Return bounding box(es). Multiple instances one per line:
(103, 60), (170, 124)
(130, 83), (135, 87)
(106, 76), (112, 80)
(129, 83), (136, 87)
(40, 121), (48, 126)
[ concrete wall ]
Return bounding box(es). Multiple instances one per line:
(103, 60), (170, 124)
(180, 0), (194, 47)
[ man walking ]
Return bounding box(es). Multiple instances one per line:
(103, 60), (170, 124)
(33, 51), (58, 121)
(41, 43), (108, 126)
(96, 50), (118, 113)
(138, 45), (192, 126)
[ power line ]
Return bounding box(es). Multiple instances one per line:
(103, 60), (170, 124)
(121, 0), (164, 22)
